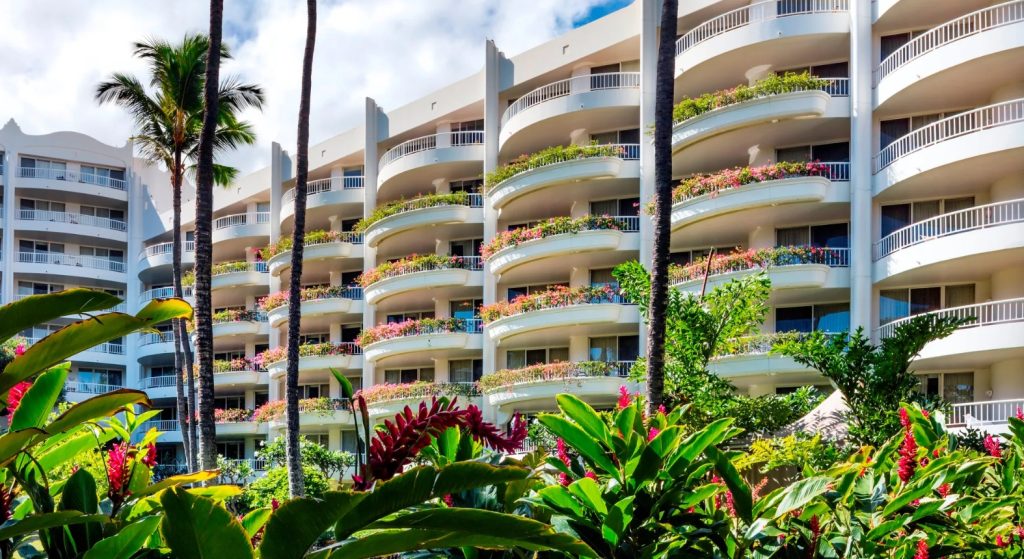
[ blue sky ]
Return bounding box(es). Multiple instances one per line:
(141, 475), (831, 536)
(574, 0), (634, 27)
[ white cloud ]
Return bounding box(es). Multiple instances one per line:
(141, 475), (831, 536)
(0, 0), (610, 175)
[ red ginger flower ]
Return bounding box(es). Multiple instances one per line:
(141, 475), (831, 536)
(557, 438), (571, 486)
(14, 344), (25, 356)
(584, 471), (597, 481)
(616, 386), (631, 410)
(462, 406), (526, 453)
(7, 381), (32, 413)
(647, 427), (660, 441)
(915, 539), (929, 559)
(899, 407), (911, 429)
(106, 442), (131, 506)
(996, 535), (1008, 548)
(0, 485), (14, 524)
(984, 435), (1002, 459)
(142, 443), (157, 467)
(1016, 407), (1023, 420)
(897, 429), (918, 483)
(937, 483), (951, 498)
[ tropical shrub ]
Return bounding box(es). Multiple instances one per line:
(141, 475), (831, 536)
(481, 215), (627, 259)
(353, 190), (474, 232)
(485, 142), (627, 189)
(256, 436), (355, 482)
(255, 341), (357, 367)
(673, 71), (829, 123)
(211, 308), (263, 323)
(669, 160), (833, 204)
(258, 284), (359, 311)
(356, 381), (478, 404)
(215, 408), (254, 422)
(669, 245), (849, 284)
(257, 228), (360, 260)
(356, 253), (477, 287)
(243, 465), (330, 510)
(357, 317), (476, 346)
(251, 398), (348, 423)
(738, 432), (847, 475)
(477, 361), (619, 392)
(212, 260), (256, 275)
(479, 283), (623, 322)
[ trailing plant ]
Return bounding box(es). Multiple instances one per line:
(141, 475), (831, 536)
(211, 308), (263, 323)
(353, 190), (473, 232)
(212, 260), (256, 275)
(477, 361), (619, 392)
(215, 408), (254, 422)
(479, 284), (623, 322)
(481, 215), (627, 260)
(356, 253), (476, 287)
(257, 229), (359, 260)
(213, 356), (262, 373)
(252, 398), (349, 423)
(256, 342), (357, 367)
(357, 317), (476, 346)
(259, 284), (359, 311)
(668, 160), (833, 204)
(673, 71), (830, 123)
(669, 245), (848, 284)
(356, 381), (479, 405)
(484, 143), (627, 189)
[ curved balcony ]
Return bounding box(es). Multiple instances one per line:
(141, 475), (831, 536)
(362, 193), (483, 249)
(70, 340), (126, 367)
(16, 166), (128, 202)
(675, 0), (850, 93)
(138, 241), (194, 283)
(211, 261), (268, 291)
(264, 343), (364, 379)
(377, 131), (484, 199)
(139, 286), (194, 310)
(481, 361), (635, 412)
(671, 162), (850, 233)
(878, 298), (1024, 369)
(485, 217), (640, 280)
(360, 383), (481, 419)
(280, 176), (364, 224)
(876, 2), (1024, 114)
(873, 99), (1024, 199)
(16, 251), (125, 285)
(874, 198), (1024, 284)
(874, 0), (992, 29)
(947, 398), (1024, 435)
(136, 333), (179, 364)
(362, 256), (483, 307)
(266, 398), (353, 430)
(708, 333), (822, 389)
(15, 209), (127, 243)
(140, 420), (181, 442)
(211, 310), (268, 341)
(499, 73), (641, 156)
(671, 247), (850, 302)
(213, 360), (268, 388)
(487, 144), (640, 211)
(215, 416), (268, 437)
(361, 318), (483, 364)
(263, 286), (364, 328)
(266, 233), (364, 277)
(212, 212), (270, 254)
(484, 288), (640, 345)
(65, 381), (123, 396)
(139, 374), (177, 400)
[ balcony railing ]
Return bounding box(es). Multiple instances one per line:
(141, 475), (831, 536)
(214, 212), (270, 230)
(138, 333), (174, 346)
(877, 1), (1024, 82)
(379, 131), (485, 170)
(282, 175), (365, 205)
(89, 342), (125, 355)
(501, 72), (641, 126)
(18, 167), (127, 191)
(141, 420), (180, 432)
(948, 398), (1024, 428)
(17, 209), (127, 231)
(820, 78), (850, 97)
(612, 215), (641, 232)
(873, 98), (1024, 171)
(140, 240), (195, 261)
(874, 198), (1024, 259)
(368, 255), (483, 284)
(66, 381), (123, 394)
(17, 251), (125, 273)
(212, 310), (268, 324)
(140, 286), (194, 302)
(142, 375), (178, 389)
(222, 458), (268, 472)
(877, 297), (1024, 339)
(676, 0), (849, 55)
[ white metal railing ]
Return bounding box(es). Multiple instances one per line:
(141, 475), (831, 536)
(369, 256), (484, 284)
(17, 251), (125, 272)
(18, 167), (127, 191)
(878, 1), (1024, 81)
(282, 175), (365, 204)
(874, 198), (1024, 259)
(877, 297), (1024, 339)
(213, 261), (269, 275)
(820, 161), (851, 181)
(140, 240), (195, 261)
(140, 286), (194, 302)
(948, 398), (1024, 427)
(676, 0), (849, 54)
(66, 381), (122, 394)
(379, 131), (485, 171)
(214, 212), (270, 230)
(874, 98), (1024, 171)
(222, 458), (268, 472)
(821, 77), (850, 97)
(488, 143), (640, 189)
(141, 420), (180, 432)
(501, 72), (641, 126)
(143, 375), (178, 389)
(17, 210), (127, 231)
(88, 342), (125, 355)
(138, 333), (174, 346)
(614, 216), (641, 232)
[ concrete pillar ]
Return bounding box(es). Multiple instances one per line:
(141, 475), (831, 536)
(848, 0), (873, 333)
(125, 161), (144, 390)
(569, 267), (588, 288)
(2, 149), (16, 304)
(637, 0), (658, 358)
(483, 39), (502, 378)
(991, 173), (1024, 202)
(991, 359), (1024, 399)
(435, 122), (452, 148)
(991, 266), (1024, 300)
(362, 98), (381, 390)
(569, 336), (589, 362)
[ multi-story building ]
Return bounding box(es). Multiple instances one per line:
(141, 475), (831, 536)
(4, 0), (1023, 470)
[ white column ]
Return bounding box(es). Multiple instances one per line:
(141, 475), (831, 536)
(362, 98), (380, 391)
(483, 40), (502, 380)
(849, 0), (873, 334)
(637, 0), (659, 357)
(125, 159), (143, 391)
(2, 149), (17, 305)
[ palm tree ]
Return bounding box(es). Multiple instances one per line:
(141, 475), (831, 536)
(285, 0), (318, 498)
(646, 0), (679, 414)
(97, 35), (263, 471)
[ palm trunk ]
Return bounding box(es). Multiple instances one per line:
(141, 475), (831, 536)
(194, 0), (225, 472)
(285, 0), (318, 498)
(646, 0), (678, 414)
(170, 157), (193, 472)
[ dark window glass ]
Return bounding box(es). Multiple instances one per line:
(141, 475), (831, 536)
(618, 335), (640, 361)
(880, 33), (911, 61)
(880, 118), (910, 150)
(525, 349), (547, 366)
(811, 141), (850, 162)
(811, 61), (848, 78)
(777, 306), (814, 333)
(811, 223), (849, 248)
(618, 198), (640, 216)
(881, 204), (911, 237)
(910, 287), (941, 316)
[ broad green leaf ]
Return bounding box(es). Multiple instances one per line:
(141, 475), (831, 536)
(241, 508), (272, 539)
(882, 482), (934, 517)
(706, 446), (752, 522)
(538, 486), (585, 517)
(865, 516), (909, 541)
(330, 369), (354, 400)
(432, 462), (529, 496)
(0, 511), (109, 541)
(45, 390), (151, 434)
(160, 486), (255, 559)
(773, 476), (831, 519)
(57, 469), (103, 554)
(677, 484), (721, 509)
(538, 415), (619, 480)
(82, 515), (161, 559)
(36, 428), (116, 472)
(601, 496), (634, 548)
(132, 471), (220, 500)
(0, 289), (121, 342)
(10, 364), (69, 430)
(555, 394), (610, 446)
(260, 492), (366, 559)
(3, 299), (190, 393)
(0, 429), (47, 466)
(675, 418), (735, 463)
(568, 477), (607, 515)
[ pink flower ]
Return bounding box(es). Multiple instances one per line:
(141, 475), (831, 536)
(442, 494), (455, 507)
(1016, 407), (1023, 420)
(897, 429), (918, 483)
(616, 386), (631, 410)
(937, 483), (950, 498)
(984, 435), (1002, 459)
(7, 381), (32, 413)
(271, 498), (280, 510)
(142, 443), (158, 467)
(106, 442), (131, 506)
(14, 344), (25, 356)
(656, 404), (666, 415)
(914, 540), (929, 559)
(899, 407), (911, 429)
(584, 471), (597, 481)
(647, 427), (660, 441)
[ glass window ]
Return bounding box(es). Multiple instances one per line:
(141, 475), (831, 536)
(880, 289), (909, 324)
(814, 303), (849, 333)
(450, 299), (481, 320)
(216, 441), (244, 459)
(776, 306), (814, 333)
(945, 284), (975, 308)
(619, 335), (640, 362)
(777, 145), (812, 162)
(943, 372), (974, 404)
(909, 287), (941, 316)
(549, 347), (570, 362)
(811, 223), (849, 248)
(590, 269), (616, 287)
(811, 141), (850, 162)
(776, 226), (809, 247)
(525, 349), (547, 366)
(506, 350), (526, 369)
(590, 199), (619, 216)
(449, 238), (482, 257)
(450, 359), (483, 384)
(589, 337), (617, 362)
(449, 179), (483, 194)
(214, 395), (245, 409)
(880, 118), (910, 149)
(881, 204), (911, 237)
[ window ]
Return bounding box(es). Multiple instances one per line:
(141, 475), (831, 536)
(254, 391), (269, 408)
(880, 31), (927, 62)
(450, 359), (483, 384)
(880, 111), (952, 149)
(505, 347), (569, 369)
(591, 128), (640, 145)
(77, 368), (122, 387)
(21, 323), (62, 341)
(776, 303), (849, 333)
(449, 238), (483, 258)
(17, 281), (63, 296)
(19, 241), (64, 263)
(217, 441), (245, 460)
(300, 384), (329, 398)
(79, 246), (125, 271)
(298, 332), (329, 344)
(20, 157), (67, 179)
(919, 372), (974, 404)
(340, 218), (360, 232)
(779, 61), (849, 78)
(256, 202), (270, 213)
(590, 63), (622, 88)
(214, 395), (245, 409)
(384, 368), (434, 384)
(776, 223), (849, 248)
(506, 283), (568, 300)
(590, 268), (616, 287)
(80, 165), (126, 186)
(590, 197), (639, 217)
(669, 248), (712, 266)
(450, 299), (481, 320)
(879, 285), (974, 324)
(449, 179), (482, 194)
(776, 141), (849, 163)
(214, 350), (245, 362)
(306, 433), (330, 448)
(385, 311), (434, 323)
(341, 430), (363, 454)
(451, 119), (483, 146)
(880, 197), (975, 237)
(20, 199), (66, 214)
(589, 336), (640, 362)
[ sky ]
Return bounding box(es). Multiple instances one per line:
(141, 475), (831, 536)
(0, 0), (631, 176)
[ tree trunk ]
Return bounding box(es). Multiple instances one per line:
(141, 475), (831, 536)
(194, 0), (225, 472)
(285, 0), (318, 498)
(645, 0), (678, 414)
(170, 154), (193, 473)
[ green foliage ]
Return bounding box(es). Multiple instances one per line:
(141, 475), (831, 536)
(353, 190), (473, 232)
(244, 466), (330, 510)
(256, 436), (354, 482)
(484, 142), (626, 188)
(725, 386), (825, 437)
(738, 432), (847, 475)
(673, 71), (829, 123)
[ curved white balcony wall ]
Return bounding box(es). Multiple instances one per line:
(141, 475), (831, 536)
(216, 421), (268, 436)
(267, 295), (363, 328)
(486, 304), (640, 343)
(487, 228), (640, 276)
(270, 408), (353, 429)
(211, 317), (268, 340)
(486, 375), (631, 410)
(136, 334), (178, 364)
(16, 167), (128, 203)
(267, 238), (363, 277)
(212, 263), (268, 291)
(365, 393), (484, 419)
(709, 353), (813, 378)
(499, 73), (641, 154)
(365, 204), (482, 248)
(139, 375), (178, 399)
(671, 172), (847, 231)
(488, 146), (639, 211)
(874, 199), (1024, 283)
(138, 241), (194, 282)
(876, 2), (1024, 113)
(15, 252), (125, 285)
(364, 266), (483, 305)
(212, 212), (270, 245)
(267, 352), (363, 379)
(72, 342), (127, 367)
(674, 259), (850, 295)
(139, 286), (194, 310)
(675, 1), (850, 88)
(873, 99), (1024, 196)
(15, 210), (127, 243)
(213, 369), (268, 387)
(280, 176), (364, 223)
(377, 132), (484, 192)
(363, 330), (483, 363)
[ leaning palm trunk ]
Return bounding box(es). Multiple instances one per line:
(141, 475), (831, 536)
(285, 0), (318, 498)
(193, 0), (225, 471)
(645, 0), (679, 414)
(170, 158), (193, 472)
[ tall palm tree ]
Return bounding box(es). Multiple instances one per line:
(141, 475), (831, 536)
(646, 0), (678, 414)
(97, 35), (263, 471)
(285, 0), (318, 498)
